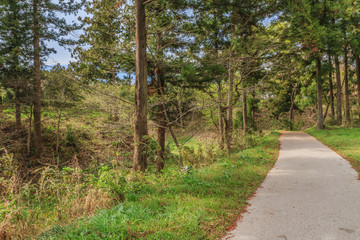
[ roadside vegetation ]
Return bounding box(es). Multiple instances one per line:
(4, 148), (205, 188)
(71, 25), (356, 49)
(39, 132), (280, 240)
(0, 103), (280, 239)
(306, 127), (360, 174)
(2, 0), (360, 239)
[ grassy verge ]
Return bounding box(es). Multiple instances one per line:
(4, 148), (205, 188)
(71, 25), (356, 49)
(41, 132), (280, 240)
(305, 127), (360, 173)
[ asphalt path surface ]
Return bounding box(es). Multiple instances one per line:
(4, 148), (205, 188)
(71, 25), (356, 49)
(224, 132), (360, 240)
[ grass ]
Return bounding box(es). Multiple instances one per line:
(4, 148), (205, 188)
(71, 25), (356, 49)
(305, 127), (360, 173)
(40, 131), (281, 240)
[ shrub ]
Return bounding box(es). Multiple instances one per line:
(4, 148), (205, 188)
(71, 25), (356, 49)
(64, 125), (78, 147)
(232, 133), (259, 150)
(350, 118), (360, 128)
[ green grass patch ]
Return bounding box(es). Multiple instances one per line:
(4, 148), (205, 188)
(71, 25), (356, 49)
(305, 127), (360, 173)
(41, 132), (280, 240)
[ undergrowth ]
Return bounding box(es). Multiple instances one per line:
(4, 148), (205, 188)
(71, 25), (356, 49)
(36, 131), (280, 240)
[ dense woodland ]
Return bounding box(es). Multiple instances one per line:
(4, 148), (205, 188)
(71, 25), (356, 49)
(1, 0), (360, 239)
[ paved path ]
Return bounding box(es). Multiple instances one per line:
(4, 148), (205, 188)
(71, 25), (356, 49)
(224, 132), (360, 240)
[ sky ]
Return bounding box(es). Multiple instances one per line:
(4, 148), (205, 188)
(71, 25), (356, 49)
(45, 8), (86, 67)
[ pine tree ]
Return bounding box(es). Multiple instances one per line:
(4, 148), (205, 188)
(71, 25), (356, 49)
(74, 0), (134, 84)
(0, 0), (32, 129)
(31, 0), (83, 155)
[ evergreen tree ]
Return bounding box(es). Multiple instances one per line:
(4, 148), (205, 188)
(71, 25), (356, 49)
(0, 0), (32, 129)
(74, 0), (134, 84)
(31, 0), (83, 154)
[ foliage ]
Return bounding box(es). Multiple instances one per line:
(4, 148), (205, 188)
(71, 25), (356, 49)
(73, 0), (134, 84)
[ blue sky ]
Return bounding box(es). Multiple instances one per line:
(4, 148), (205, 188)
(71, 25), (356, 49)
(45, 7), (86, 67)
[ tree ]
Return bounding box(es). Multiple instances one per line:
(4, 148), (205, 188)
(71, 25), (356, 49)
(146, 0), (189, 171)
(0, 0), (32, 129)
(31, 0), (83, 155)
(283, 0), (341, 129)
(43, 64), (82, 155)
(133, 0), (148, 172)
(74, 0), (134, 84)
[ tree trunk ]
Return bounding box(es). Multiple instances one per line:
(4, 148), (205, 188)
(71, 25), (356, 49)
(251, 90), (256, 130)
(169, 126), (183, 168)
(177, 87), (184, 129)
(289, 83), (298, 131)
(327, 53), (335, 118)
(133, 0), (148, 172)
(355, 53), (360, 119)
(344, 46), (351, 124)
(316, 57), (324, 129)
(335, 55), (342, 124)
(33, 0), (42, 155)
(157, 85), (183, 168)
(217, 82), (224, 149)
(156, 107), (166, 173)
(225, 14), (235, 153)
(14, 85), (21, 130)
(27, 105), (33, 156)
(323, 96), (330, 121)
(225, 51), (234, 153)
(242, 88), (248, 133)
(128, 69), (132, 88)
(56, 110), (62, 155)
(155, 65), (166, 173)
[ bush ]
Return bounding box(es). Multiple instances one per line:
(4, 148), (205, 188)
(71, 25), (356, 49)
(97, 167), (126, 202)
(181, 144), (216, 168)
(350, 118), (360, 128)
(232, 133), (259, 150)
(64, 125), (78, 147)
(325, 117), (339, 126)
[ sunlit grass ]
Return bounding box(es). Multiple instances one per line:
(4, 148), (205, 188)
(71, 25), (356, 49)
(306, 127), (360, 173)
(41, 132), (280, 240)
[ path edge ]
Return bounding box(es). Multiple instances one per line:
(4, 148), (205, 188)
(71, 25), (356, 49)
(220, 132), (284, 240)
(304, 132), (360, 179)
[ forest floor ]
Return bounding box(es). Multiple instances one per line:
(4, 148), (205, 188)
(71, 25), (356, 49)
(224, 131), (360, 239)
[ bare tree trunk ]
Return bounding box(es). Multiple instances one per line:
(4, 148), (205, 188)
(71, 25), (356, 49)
(14, 85), (21, 130)
(289, 83), (298, 131)
(56, 110), (62, 154)
(344, 46), (351, 124)
(335, 55), (342, 124)
(156, 108), (166, 172)
(27, 105), (33, 155)
(355, 53), (360, 119)
(128, 69), (132, 88)
(316, 57), (324, 129)
(323, 96), (330, 121)
(155, 65), (166, 173)
(225, 15), (235, 153)
(133, 0), (148, 172)
(242, 88), (248, 133)
(225, 53), (234, 153)
(177, 87), (184, 129)
(217, 82), (224, 149)
(157, 86), (183, 168)
(328, 53), (335, 118)
(251, 90), (256, 130)
(33, 0), (42, 155)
